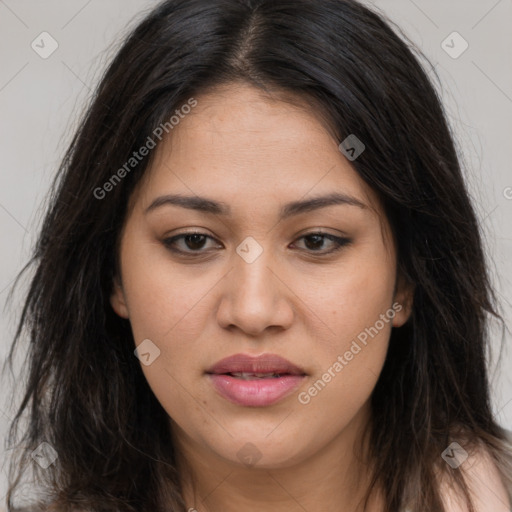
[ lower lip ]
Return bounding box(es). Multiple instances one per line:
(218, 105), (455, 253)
(207, 374), (305, 407)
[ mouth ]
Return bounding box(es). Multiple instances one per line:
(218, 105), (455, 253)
(205, 353), (307, 407)
(206, 353), (307, 377)
(220, 372), (292, 379)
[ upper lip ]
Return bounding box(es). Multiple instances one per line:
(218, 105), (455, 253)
(206, 353), (306, 375)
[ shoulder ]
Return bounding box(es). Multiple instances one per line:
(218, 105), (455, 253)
(438, 441), (511, 512)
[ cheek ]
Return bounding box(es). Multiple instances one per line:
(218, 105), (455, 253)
(297, 302), (392, 440)
(295, 250), (395, 417)
(305, 252), (396, 347)
(119, 237), (221, 343)
(118, 242), (222, 413)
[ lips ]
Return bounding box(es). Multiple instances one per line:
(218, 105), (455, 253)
(206, 353), (306, 377)
(206, 353), (307, 407)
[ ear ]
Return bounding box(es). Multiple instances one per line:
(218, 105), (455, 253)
(110, 276), (130, 319)
(392, 273), (415, 328)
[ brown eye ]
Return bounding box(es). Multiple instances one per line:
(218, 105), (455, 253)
(181, 234), (208, 250)
(162, 231), (351, 257)
(292, 233), (351, 254)
(163, 232), (220, 254)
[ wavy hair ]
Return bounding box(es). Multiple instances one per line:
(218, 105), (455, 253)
(5, 0), (512, 510)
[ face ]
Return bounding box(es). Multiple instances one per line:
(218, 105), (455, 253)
(110, 83), (413, 472)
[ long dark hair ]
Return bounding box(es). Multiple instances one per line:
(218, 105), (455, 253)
(5, 0), (512, 510)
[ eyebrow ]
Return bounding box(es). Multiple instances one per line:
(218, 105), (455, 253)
(144, 192), (367, 220)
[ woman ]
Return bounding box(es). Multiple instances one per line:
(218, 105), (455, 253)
(4, 0), (512, 510)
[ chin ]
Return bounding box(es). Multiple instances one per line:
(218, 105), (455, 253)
(209, 434), (310, 470)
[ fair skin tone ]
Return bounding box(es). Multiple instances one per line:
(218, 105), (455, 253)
(110, 83), (509, 512)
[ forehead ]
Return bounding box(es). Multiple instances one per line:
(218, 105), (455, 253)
(131, 83), (382, 219)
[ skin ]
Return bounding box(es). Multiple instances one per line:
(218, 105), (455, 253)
(110, 82), (416, 511)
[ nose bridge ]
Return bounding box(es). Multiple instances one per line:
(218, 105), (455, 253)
(217, 236), (293, 334)
(233, 236), (277, 307)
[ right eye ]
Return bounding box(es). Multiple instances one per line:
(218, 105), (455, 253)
(162, 232), (222, 255)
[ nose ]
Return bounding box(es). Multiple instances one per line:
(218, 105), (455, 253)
(216, 244), (294, 336)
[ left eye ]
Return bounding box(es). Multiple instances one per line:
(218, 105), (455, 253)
(292, 232), (351, 253)
(162, 232), (351, 255)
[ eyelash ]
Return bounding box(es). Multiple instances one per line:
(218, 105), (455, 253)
(162, 231), (352, 257)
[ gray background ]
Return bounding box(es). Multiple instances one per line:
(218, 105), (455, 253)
(1, 0), (511, 507)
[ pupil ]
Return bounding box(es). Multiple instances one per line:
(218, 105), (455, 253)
(305, 234), (323, 250)
(186, 234), (205, 250)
